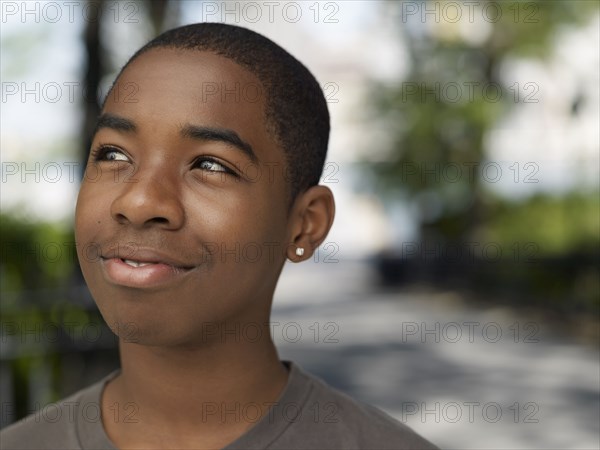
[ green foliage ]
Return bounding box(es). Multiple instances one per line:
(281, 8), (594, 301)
(368, 1), (599, 312)
(482, 192), (600, 256)
(369, 0), (599, 245)
(0, 215), (112, 410)
(0, 214), (75, 299)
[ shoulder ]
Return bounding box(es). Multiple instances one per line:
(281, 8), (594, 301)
(0, 390), (85, 450)
(274, 363), (439, 450)
(0, 373), (115, 450)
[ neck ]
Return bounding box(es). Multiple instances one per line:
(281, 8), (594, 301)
(102, 324), (289, 448)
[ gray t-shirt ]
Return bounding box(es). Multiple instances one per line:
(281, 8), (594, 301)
(0, 361), (438, 449)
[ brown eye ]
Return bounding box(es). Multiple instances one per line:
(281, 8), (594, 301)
(93, 146), (129, 162)
(197, 159), (225, 172)
(104, 150), (128, 162)
(193, 157), (237, 176)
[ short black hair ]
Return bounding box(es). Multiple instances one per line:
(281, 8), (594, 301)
(105, 22), (330, 201)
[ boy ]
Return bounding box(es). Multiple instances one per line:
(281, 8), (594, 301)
(0, 23), (437, 449)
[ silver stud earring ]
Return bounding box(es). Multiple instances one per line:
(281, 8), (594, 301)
(295, 247), (305, 257)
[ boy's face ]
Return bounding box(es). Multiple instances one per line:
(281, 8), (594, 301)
(75, 49), (292, 346)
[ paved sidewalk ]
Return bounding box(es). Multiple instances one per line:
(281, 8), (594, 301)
(272, 260), (600, 450)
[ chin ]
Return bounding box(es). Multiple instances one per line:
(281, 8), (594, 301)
(104, 314), (191, 347)
(95, 296), (215, 348)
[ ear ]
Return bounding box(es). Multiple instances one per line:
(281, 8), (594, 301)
(286, 185), (335, 262)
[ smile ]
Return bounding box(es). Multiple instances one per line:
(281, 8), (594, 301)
(100, 253), (197, 289)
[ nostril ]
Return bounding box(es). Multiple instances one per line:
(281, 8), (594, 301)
(115, 213), (128, 224)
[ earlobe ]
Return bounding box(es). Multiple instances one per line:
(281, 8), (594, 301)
(286, 245), (305, 263)
(286, 185), (335, 262)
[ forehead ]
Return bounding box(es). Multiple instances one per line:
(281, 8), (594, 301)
(104, 48), (280, 162)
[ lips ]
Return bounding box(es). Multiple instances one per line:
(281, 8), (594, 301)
(101, 246), (195, 268)
(99, 245), (197, 289)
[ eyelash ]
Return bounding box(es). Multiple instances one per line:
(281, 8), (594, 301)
(90, 145), (128, 162)
(90, 145), (238, 176)
(191, 156), (237, 176)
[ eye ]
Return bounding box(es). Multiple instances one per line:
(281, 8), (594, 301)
(92, 145), (129, 162)
(192, 157), (235, 175)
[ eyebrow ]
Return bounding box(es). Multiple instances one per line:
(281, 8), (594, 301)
(180, 124), (258, 163)
(93, 113), (136, 135)
(93, 113), (258, 163)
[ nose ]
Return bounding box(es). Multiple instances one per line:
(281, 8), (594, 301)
(110, 165), (185, 230)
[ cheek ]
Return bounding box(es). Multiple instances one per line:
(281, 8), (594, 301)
(75, 186), (96, 243)
(74, 183), (119, 334)
(74, 183), (109, 279)
(186, 176), (276, 230)
(192, 189), (287, 260)
(74, 184), (93, 254)
(75, 177), (116, 228)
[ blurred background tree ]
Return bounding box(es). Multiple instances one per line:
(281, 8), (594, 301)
(368, 0), (599, 313)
